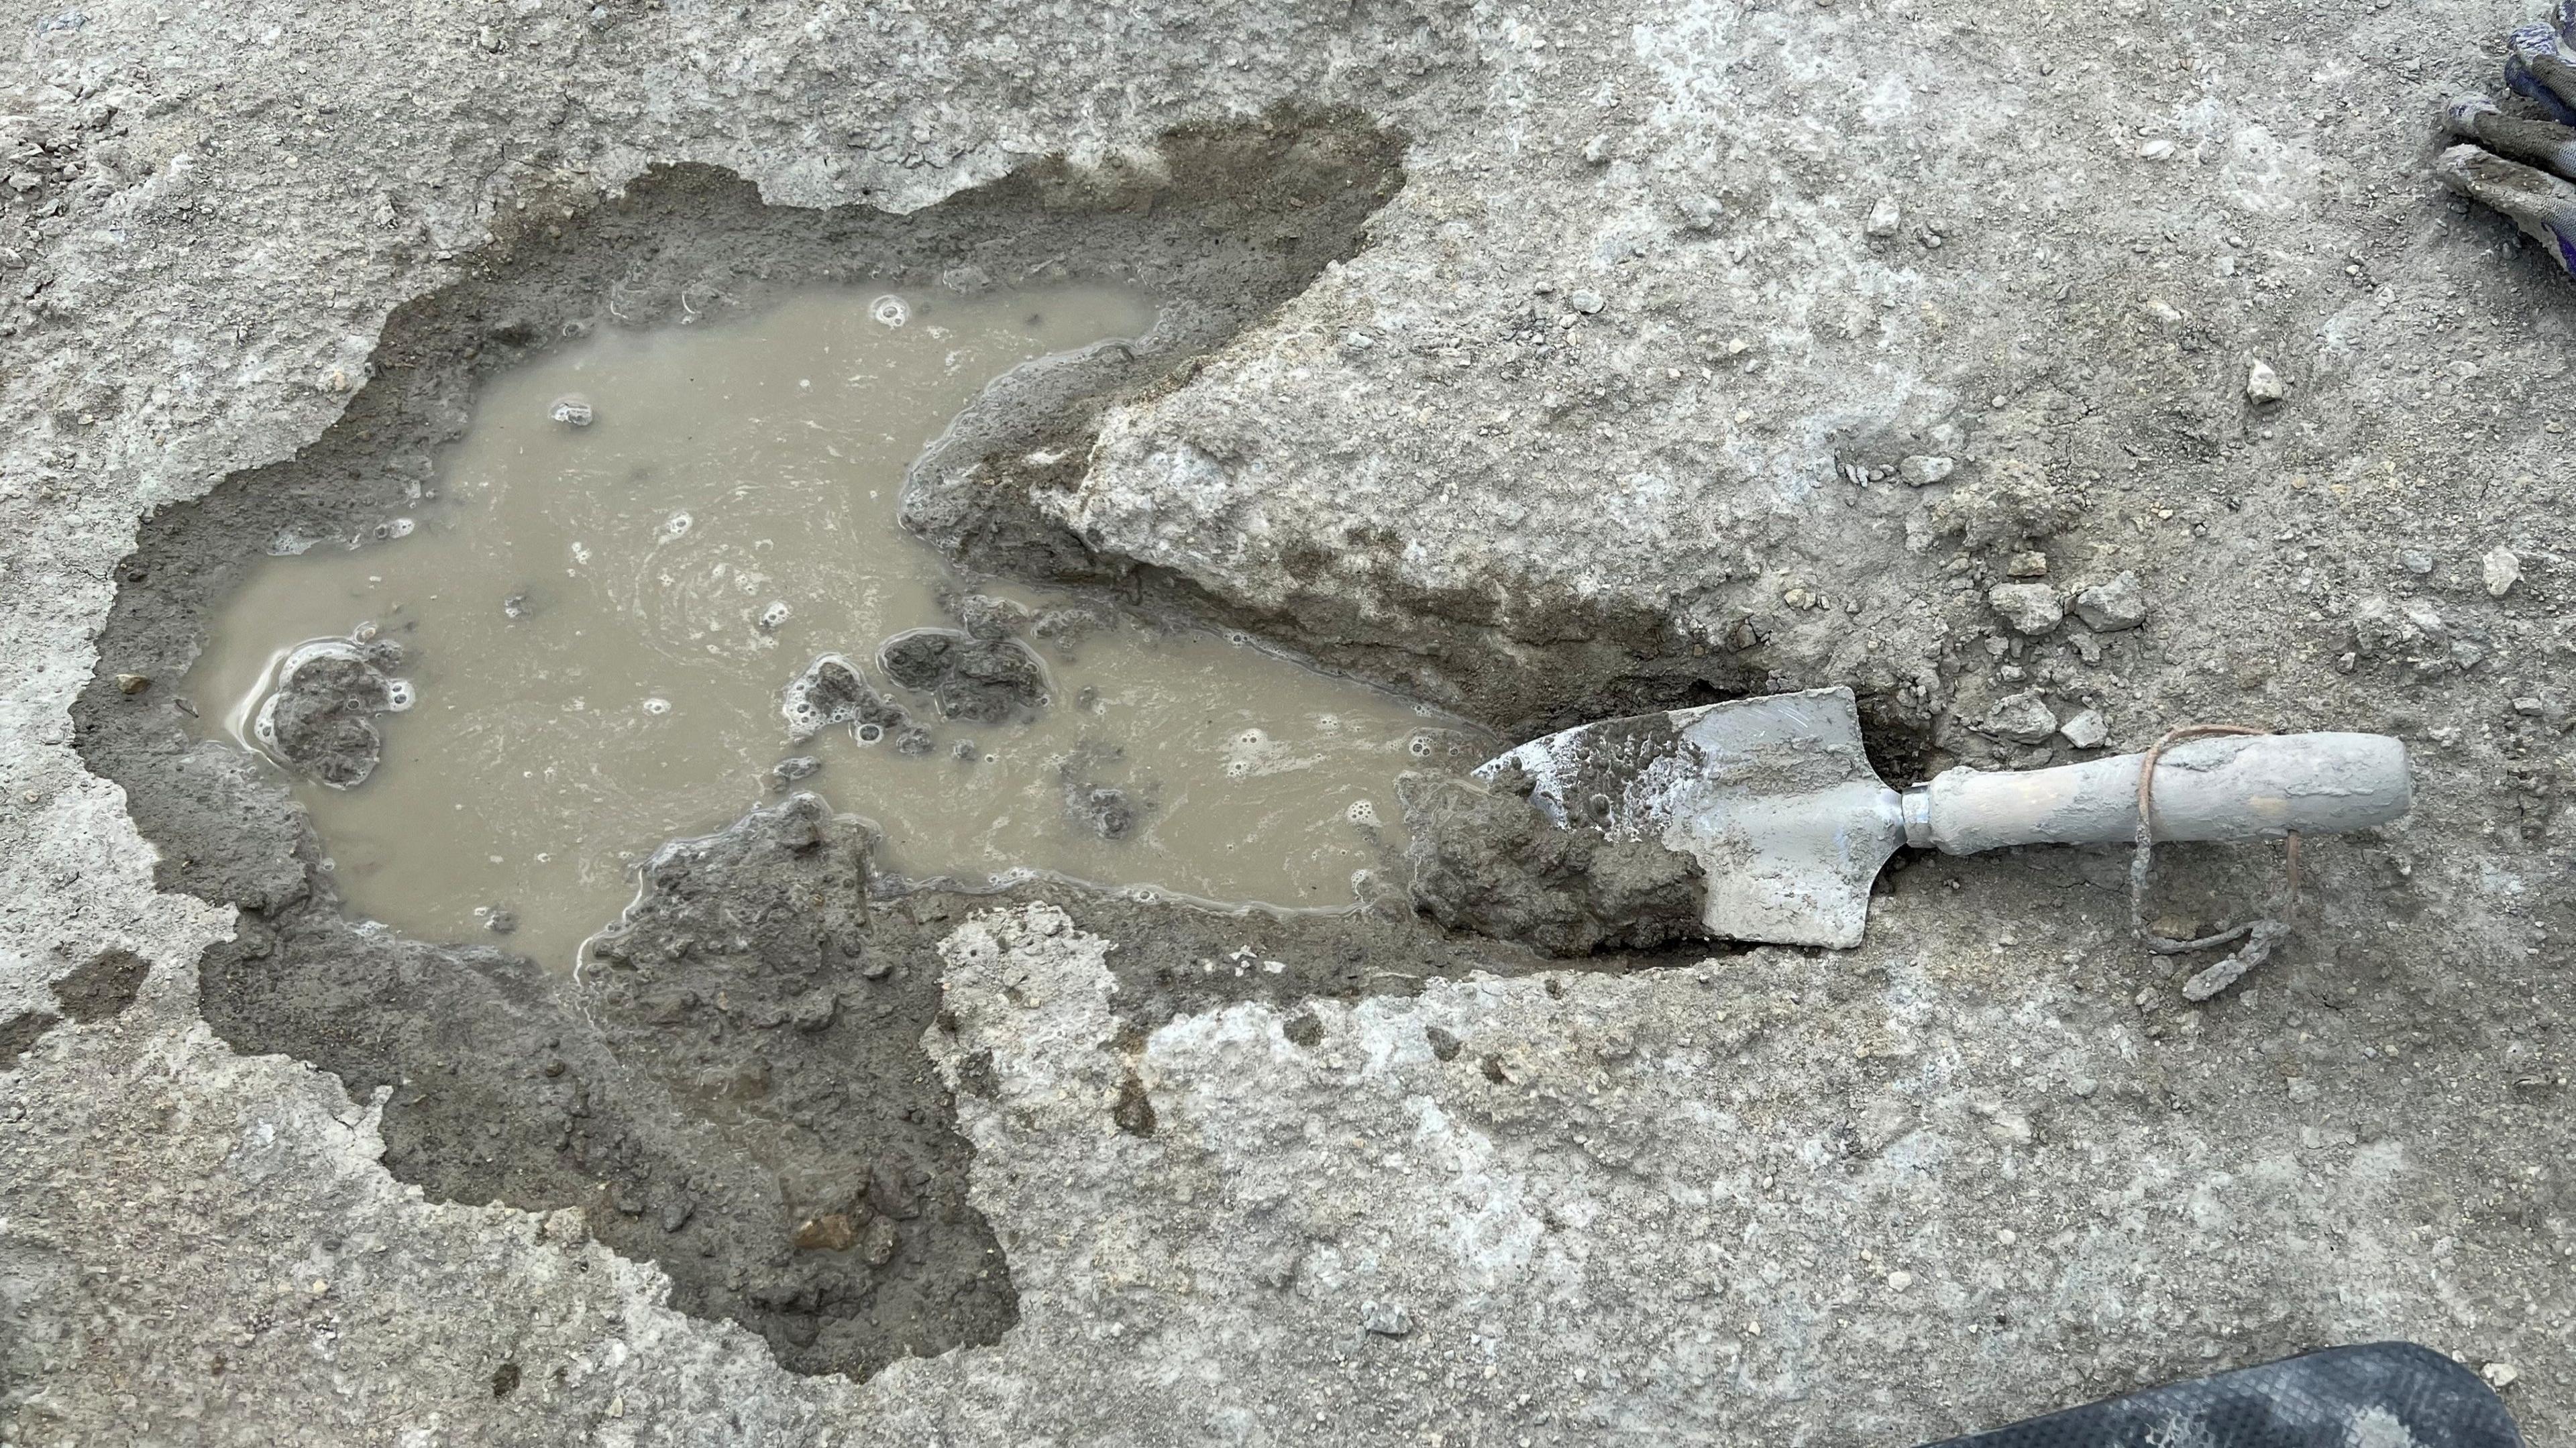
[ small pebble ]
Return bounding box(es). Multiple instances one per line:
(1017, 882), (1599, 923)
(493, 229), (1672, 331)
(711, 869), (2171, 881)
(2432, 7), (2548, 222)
(2074, 571), (2149, 632)
(1987, 582), (2063, 635)
(550, 396), (593, 427)
(115, 672), (152, 695)
(2245, 359), (2285, 404)
(1864, 197), (1902, 237)
(1886, 1270), (1916, 1292)
(2483, 1362), (2520, 1390)
(1361, 1302), (1414, 1337)
(1980, 690), (2060, 744)
(2005, 551), (2049, 579)
(1568, 290), (1605, 315)
(2057, 707), (2108, 750)
(1680, 195), (1723, 231)
(2483, 546), (2522, 598)
(1898, 454), (1955, 486)
(2137, 137), (2176, 160)
(2399, 549), (2434, 577)
(1581, 134), (1612, 165)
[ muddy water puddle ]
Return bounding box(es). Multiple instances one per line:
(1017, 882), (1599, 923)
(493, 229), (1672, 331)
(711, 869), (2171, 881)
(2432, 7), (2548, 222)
(184, 284), (1483, 966)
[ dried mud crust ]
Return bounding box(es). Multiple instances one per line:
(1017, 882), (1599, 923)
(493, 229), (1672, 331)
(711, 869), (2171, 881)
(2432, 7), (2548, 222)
(64, 113), (1660, 1381)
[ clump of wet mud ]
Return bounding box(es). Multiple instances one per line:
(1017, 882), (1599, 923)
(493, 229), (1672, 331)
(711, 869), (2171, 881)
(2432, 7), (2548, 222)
(1059, 740), (1146, 840)
(877, 628), (1050, 724)
(256, 634), (410, 786)
(1401, 763), (1707, 956)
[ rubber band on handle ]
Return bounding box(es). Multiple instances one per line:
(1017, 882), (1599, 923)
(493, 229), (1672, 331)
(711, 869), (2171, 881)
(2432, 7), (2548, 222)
(2127, 722), (2300, 1000)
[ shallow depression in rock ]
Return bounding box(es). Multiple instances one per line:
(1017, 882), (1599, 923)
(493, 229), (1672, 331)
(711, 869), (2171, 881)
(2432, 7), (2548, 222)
(184, 283), (1484, 966)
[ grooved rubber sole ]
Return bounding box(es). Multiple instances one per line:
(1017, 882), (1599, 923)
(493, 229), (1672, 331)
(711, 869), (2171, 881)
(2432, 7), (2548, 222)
(1922, 1343), (2526, 1448)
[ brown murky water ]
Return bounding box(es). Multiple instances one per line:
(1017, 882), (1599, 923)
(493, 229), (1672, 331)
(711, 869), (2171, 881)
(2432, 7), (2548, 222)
(184, 285), (1483, 967)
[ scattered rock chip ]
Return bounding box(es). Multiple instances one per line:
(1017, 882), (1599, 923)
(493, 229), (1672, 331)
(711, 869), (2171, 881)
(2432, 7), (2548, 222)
(1923, 457), (2080, 549)
(1898, 454), (1956, 487)
(2057, 708), (2108, 750)
(114, 672), (151, 695)
(2244, 359), (2285, 404)
(2483, 546), (2522, 598)
(861, 1217), (900, 1267)
(1988, 582), (2063, 635)
(1568, 290), (1605, 315)
(789, 988), (839, 1032)
(794, 1213), (859, 1252)
(1361, 1302), (1414, 1337)
(549, 394), (594, 427)
(2074, 571), (2149, 631)
(2005, 551), (2049, 579)
(1679, 195), (1723, 231)
(2483, 1361), (2520, 1390)
(1978, 690), (2060, 744)
(1865, 197), (1902, 237)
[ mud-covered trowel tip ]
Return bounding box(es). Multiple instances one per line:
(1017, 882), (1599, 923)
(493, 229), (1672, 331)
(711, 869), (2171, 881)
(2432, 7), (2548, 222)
(1479, 687), (1904, 950)
(1479, 687), (2412, 951)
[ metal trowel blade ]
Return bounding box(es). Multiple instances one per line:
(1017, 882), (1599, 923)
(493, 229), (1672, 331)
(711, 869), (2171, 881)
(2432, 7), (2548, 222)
(1477, 686), (1907, 948)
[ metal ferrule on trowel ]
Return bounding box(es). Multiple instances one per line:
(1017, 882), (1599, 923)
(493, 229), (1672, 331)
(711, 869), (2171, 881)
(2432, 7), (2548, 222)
(1478, 687), (2412, 949)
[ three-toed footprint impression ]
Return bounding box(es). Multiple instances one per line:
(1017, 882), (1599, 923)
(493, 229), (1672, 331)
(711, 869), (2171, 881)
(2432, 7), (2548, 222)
(184, 285), (1481, 966)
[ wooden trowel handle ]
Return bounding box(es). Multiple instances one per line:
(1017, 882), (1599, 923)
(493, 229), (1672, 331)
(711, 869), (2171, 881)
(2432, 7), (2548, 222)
(1904, 732), (2411, 856)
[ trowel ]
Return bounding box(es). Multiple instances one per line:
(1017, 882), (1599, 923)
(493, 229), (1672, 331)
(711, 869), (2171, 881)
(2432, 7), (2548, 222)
(1480, 687), (2411, 948)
